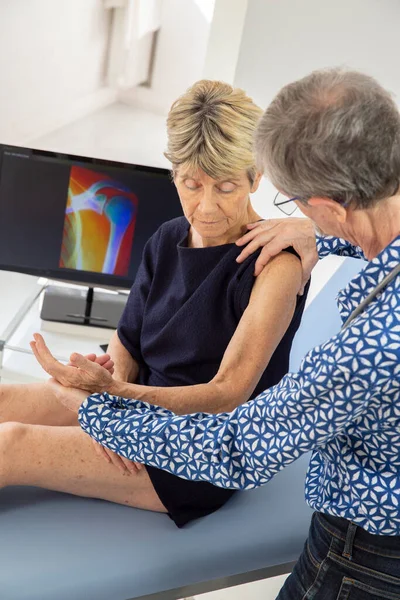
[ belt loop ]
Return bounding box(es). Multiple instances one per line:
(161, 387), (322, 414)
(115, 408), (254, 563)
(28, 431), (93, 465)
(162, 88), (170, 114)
(342, 522), (357, 561)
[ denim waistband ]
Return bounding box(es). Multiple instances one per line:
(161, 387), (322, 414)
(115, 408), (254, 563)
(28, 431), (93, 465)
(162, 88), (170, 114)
(317, 512), (400, 556)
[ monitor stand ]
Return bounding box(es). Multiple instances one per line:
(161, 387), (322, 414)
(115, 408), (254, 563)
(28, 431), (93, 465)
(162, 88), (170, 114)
(40, 285), (128, 330)
(0, 281), (126, 381)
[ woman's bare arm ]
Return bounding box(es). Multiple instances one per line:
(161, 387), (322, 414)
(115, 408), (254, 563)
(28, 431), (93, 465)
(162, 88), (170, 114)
(236, 218), (317, 292)
(107, 252), (302, 414)
(106, 331), (139, 383)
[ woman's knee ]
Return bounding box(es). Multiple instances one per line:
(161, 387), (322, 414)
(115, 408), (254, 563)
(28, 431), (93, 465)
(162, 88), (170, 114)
(0, 420), (27, 443)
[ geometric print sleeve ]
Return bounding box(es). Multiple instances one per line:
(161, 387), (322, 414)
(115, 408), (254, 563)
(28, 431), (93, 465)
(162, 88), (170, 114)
(78, 314), (385, 490)
(316, 233), (366, 260)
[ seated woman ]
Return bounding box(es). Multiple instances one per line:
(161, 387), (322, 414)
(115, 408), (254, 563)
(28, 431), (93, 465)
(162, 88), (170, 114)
(0, 80), (309, 526)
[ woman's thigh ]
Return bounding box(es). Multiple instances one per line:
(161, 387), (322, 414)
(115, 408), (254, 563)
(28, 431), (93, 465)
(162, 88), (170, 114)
(0, 422), (167, 513)
(277, 513), (400, 600)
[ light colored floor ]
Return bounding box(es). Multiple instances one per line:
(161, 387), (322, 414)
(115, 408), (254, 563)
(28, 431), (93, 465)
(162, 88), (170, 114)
(194, 574), (289, 599)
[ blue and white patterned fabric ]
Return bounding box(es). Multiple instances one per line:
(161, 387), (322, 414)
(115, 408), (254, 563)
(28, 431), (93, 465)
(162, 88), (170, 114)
(316, 234), (366, 260)
(79, 234), (400, 535)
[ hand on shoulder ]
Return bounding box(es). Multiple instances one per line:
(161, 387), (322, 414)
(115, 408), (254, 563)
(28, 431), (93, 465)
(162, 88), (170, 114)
(236, 217), (318, 294)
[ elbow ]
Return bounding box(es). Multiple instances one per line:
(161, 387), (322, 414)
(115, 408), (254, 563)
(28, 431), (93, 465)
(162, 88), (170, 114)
(210, 376), (250, 413)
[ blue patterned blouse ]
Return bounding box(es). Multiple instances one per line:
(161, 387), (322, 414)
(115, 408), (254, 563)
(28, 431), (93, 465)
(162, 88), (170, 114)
(79, 234), (400, 535)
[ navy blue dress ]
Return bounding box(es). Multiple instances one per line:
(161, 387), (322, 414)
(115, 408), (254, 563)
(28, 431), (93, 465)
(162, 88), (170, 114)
(118, 216), (309, 526)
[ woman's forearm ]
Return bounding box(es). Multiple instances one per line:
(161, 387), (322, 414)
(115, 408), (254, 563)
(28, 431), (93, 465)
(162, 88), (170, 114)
(103, 333), (245, 413)
(103, 334), (230, 413)
(106, 378), (241, 415)
(106, 331), (139, 383)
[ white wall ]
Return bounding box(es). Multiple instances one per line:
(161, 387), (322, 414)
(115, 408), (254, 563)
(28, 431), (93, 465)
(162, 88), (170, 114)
(234, 0), (400, 219)
(202, 0), (248, 84)
(0, 0), (113, 144)
(120, 0), (215, 114)
(235, 0), (400, 109)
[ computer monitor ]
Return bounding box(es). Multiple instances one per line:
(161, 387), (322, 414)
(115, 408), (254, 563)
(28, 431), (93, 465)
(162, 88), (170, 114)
(0, 144), (183, 290)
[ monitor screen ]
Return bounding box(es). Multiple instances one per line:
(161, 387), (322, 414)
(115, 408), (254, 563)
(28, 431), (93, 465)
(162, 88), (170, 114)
(0, 144), (183, 289)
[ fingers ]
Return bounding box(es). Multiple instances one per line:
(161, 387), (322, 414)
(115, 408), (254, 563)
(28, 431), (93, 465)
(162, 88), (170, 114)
(67, 352), (113, 393)
(32, 335), (113, 392)
(95, 355), (114, 372)
(30, 340), (42, 366)
(122, 458), (142, 474)
(95, 354), (111, 366)
(30, 334), (55, 369)
(253, 251), (273, 276)
(237, 232), (283, 268)
(236, 225), (283, 264)
(102, 360), (115, 373)
(92, 440), (127, 473)
(245, 221), (262, 230)
(78, 354), (110, 366)
(236, 224), (270, 248)
(69, 352), (90, 368)
(106, 449), (139, 474)
(92, 440), (142, 475)
(32, 333), (52, 354)
(236, 219), (282, 247)
(30, 335), (67, 380)
(31, 335), (86, 388)
(75, 354), (114, 374)
(70, 353), (103, 377)
(67, 353), (96, 368)
(301, 253), (318, 290)
(92, 439), (110, 461)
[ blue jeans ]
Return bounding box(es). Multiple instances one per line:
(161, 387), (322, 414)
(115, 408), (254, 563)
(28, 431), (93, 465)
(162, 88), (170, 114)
(277, 512), (400, 599)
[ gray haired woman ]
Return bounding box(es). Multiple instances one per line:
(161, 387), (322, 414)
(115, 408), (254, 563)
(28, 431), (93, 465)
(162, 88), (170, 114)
(30, 69), (400, 597)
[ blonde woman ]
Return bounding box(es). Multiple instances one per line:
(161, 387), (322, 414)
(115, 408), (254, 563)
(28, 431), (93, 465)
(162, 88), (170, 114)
(1, 81), (308, 526)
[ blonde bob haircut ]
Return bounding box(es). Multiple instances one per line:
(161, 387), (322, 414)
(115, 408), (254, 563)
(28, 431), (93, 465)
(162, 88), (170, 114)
(165, 80), (263, 184)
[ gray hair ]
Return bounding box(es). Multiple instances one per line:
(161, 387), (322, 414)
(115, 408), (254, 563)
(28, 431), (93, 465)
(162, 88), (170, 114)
(255, 68), (400, 208)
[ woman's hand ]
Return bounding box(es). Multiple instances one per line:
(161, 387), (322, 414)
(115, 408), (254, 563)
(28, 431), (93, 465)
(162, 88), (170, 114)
(72, 352), (115, 375)
(30, 333), (114, 393)
(91, 439), (143, 475)
(236, 217), (318, 294)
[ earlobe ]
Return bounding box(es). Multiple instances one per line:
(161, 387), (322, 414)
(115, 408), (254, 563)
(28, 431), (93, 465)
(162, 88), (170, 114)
(336, 206), (348, 223)
(250, 172), (263, 193)
(328, 200), (347, 223)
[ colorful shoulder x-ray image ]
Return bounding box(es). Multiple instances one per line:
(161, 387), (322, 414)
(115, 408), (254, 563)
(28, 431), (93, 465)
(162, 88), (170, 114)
(59, 165), (138, 276)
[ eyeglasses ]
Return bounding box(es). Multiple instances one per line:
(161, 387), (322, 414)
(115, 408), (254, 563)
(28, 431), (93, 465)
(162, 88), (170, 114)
(274, 192), (353, 215)
(273, 192), (301, 216)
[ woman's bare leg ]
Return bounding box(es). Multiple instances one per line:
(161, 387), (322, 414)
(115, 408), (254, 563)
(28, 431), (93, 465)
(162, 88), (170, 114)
(0, 421), (167, 512)
(0, 382), (77, 426)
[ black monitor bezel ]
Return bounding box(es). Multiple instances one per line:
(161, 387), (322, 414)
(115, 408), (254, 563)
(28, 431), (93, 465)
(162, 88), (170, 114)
(0, 143), (175, 290)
